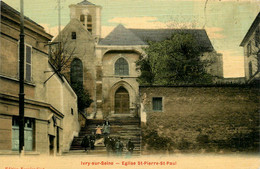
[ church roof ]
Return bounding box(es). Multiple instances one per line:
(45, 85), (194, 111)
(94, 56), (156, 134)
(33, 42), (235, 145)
(99, 24), (214, 51)
(130, 29), (214, 51)
(77, 0), (95, 5)
(99, 24), (147, 46)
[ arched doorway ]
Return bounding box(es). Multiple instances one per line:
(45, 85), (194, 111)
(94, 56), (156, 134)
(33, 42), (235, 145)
(115, 86), (130, 114)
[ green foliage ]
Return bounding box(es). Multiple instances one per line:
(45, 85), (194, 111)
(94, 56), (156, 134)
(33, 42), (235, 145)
(136, 32), (213, 85)
(176, 138), (191, 150)
(196, 133), (209, 148)
(71, 82), (93, 111)
(142, 129), (173, 151)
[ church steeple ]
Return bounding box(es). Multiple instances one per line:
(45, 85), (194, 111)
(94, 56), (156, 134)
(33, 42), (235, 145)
(69, 0), (102, 39)
(77, 0), (95, 5)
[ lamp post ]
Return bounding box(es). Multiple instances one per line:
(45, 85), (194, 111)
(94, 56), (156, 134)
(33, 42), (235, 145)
(19, 0), (25, 155)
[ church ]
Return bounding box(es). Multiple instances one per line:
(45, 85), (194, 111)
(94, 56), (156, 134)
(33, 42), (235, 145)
(58, 0), (222, 120)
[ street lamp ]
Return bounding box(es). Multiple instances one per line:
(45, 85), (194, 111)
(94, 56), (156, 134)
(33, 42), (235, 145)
(19, 0), (25, 155)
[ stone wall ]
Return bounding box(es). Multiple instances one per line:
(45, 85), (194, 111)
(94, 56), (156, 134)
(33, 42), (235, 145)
(140, 85), (260, 152)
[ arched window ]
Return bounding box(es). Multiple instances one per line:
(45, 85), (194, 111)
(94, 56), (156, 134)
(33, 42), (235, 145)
(70, 59), (83, 88)
(87, 15), (92, 22)
(87, 15), (92, 33)
(80, 15), (85, 22)
(115, 58), (129, 75)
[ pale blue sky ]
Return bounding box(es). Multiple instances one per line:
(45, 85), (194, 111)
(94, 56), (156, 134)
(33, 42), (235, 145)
(3, 0), (260, 77)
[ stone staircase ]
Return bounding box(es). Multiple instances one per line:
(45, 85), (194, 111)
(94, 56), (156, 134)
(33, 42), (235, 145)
(65, 115), (141, 156)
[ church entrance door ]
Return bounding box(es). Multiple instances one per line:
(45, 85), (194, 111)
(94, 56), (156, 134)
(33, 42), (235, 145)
(115, 87), (130, 114)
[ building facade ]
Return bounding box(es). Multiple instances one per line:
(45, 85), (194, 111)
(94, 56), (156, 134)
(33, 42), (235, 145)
(58, 0), (223, 119)
(240, 12), (260, 83)
(0, 1), (80, 155)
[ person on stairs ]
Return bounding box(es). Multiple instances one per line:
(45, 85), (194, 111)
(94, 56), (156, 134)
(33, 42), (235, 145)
(115, 138), (124, 156)
(104, 135), (110, 147)
(126, 138), (135, 156)
(95, 125), (102, 139)
(89, 131), (96, 150)
(102, 119), (111, 136)
(81, 135), (90, 152)
(126, 139), (135, 153)
(111, 137), (116, 154)
(105, 136), (113, 156)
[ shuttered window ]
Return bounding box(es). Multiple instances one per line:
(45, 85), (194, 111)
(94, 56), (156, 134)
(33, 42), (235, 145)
(18, 44), (32, 82)
(152, 97), (163, 111)
(25, 46), (32, 81)
(247, 41), (252, 57)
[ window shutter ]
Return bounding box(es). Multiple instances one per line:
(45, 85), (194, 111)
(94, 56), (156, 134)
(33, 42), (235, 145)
(25, 45), (32, 81)
(18, 44), (32, 82)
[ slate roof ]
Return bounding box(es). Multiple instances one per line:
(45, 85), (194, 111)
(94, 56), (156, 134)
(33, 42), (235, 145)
(99, 24), (147, 46)
(99, 24), (214, 52)
(77, 0), (95, 5)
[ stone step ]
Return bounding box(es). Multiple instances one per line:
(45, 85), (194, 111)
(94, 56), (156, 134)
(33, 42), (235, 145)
(70, 118), (141, 155)
(84, 124), (141, 128)
(64, 150), (141, 156)
(81, 125), (140, 132)
(79, 127), (141, 134)
(83, 117), (139, 122)
(72, 136), (141, 141)
(71, 142), (141, 148)
(70, 145), (141, 150)
(77, 134), (140, 139)
(72, 136), (141, 142)
(84, 124), (140, 128)
(70, 148), (141, 153)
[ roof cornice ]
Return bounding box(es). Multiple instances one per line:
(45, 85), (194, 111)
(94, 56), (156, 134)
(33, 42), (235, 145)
(1, 1), (53, 40)
(240, 12), (260, 46)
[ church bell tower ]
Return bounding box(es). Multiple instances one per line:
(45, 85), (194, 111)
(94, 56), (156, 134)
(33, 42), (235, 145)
(69, 0), (102, 39)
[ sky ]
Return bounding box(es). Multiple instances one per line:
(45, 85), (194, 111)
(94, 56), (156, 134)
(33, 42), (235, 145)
(3, 0), (260, 77)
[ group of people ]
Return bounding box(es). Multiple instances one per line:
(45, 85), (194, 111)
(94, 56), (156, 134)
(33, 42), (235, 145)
(81, 132), (96, 151)
(104, 136), (135, 156)
(81, 119), (135, 156)
(95, 119), (111, 139)
(81, 120), (110, 151)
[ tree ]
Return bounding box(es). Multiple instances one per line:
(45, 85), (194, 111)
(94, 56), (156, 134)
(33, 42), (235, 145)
(49, 36), (77, 73)
(71, 82), (93, 111)
(136, 32), (213, 85)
